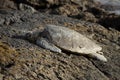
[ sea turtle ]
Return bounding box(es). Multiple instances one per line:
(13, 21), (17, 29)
(26, 24), (107, 62)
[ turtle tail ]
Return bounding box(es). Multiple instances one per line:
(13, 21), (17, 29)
(89, 52), (107, 62)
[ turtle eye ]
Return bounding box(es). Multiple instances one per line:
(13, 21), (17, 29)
(26, 33), (32, 38)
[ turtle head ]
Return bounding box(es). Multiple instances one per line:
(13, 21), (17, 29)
(25, 31), (40, 43)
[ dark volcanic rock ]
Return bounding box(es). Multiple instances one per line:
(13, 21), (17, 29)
(0, 0), (17, 10)
(0, 10), (120, 80)
(24, 0), (93, 8)
(99, 14), (120, 31)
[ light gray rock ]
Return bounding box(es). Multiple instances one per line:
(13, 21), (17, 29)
(19, 3), (37, 13)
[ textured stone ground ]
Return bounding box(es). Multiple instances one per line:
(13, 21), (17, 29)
(0, 0), (120, 80)
(0, 10), (120, 80)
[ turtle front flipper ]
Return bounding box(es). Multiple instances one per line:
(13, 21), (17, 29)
(36, 37), (62, 53)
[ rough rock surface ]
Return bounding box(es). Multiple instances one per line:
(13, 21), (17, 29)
(23, 0), (95, 8)
(0, 10), (120, 80)
(0, 0), (120, 80)
(0, 0), (17, 10)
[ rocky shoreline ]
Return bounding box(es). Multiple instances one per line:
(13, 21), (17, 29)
(0, 0), (120, 80)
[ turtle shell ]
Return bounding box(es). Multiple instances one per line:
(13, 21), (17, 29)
(42, 25), (102, 54)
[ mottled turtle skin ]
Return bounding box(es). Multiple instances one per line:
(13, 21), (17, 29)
(26, 25), (107, 62)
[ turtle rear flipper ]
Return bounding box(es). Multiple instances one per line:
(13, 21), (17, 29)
(36, 37), (62, 53)
(89, 52), (107, 62)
